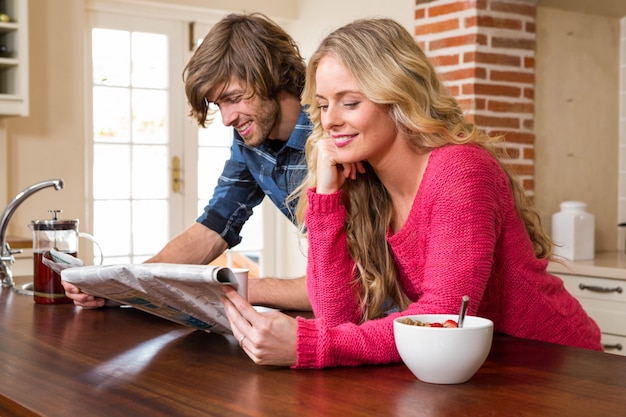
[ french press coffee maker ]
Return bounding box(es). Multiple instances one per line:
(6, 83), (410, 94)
(29, 209), (101, 304)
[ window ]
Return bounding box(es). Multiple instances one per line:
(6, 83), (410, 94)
(89, 13), (184, 264)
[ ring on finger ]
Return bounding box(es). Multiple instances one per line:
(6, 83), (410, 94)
(239, 335), (246, 348)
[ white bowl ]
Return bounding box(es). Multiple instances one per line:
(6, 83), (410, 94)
(393, 314), (493, 384)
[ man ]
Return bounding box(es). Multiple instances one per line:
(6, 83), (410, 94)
(63, 13), (310, 310)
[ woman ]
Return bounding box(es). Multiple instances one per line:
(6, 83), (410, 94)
(222, 17), (602, 369)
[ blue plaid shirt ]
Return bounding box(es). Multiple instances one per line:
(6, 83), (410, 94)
(196, 108), (312, 248)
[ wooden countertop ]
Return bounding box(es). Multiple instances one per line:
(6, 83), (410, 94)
(548, 251), (626, 280)
(1, 285), (626, 416)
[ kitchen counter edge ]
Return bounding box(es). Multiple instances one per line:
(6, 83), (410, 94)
(548, 251), (626, 280)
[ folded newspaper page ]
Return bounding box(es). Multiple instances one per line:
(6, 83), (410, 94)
(58, 258), (247, 335)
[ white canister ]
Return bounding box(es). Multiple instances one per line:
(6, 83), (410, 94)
(551, 201), (595, 261)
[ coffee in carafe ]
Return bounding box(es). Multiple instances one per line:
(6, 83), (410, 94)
(30, 210), (78, 304)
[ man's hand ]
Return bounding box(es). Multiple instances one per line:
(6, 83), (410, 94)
(61, 280), (106, 309)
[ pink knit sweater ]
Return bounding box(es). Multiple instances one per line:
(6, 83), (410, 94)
(295, 144), (602, 369)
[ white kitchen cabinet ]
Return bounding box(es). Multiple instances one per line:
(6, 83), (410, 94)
(0, 0), (28, 116)
(549, 252), (626, 356)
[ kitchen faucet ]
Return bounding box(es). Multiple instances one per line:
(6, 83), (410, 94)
(0, 179), (64, 289)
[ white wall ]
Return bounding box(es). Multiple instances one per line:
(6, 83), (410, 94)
(125, 0), (299, 20)
(292, 0), (415, 60)
(534, 7), (620, 253)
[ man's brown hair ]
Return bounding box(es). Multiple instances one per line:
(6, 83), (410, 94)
(184, 13), (306, 127)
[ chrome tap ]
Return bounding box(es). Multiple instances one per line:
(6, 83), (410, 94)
(0, 179), (64, 288)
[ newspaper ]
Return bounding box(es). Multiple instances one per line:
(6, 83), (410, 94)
(53, 254), (247, 334)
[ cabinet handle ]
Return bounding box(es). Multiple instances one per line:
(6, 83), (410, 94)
(578, 283), (623, 294)
(603, 343), (623, 351)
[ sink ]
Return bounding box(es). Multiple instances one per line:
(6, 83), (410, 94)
(12, 275), (34, 296)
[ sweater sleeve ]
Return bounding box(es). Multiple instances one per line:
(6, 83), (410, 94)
(304, 188), (363, 327)
(295, 314), (400, 368)
(297, 188), (400, 369)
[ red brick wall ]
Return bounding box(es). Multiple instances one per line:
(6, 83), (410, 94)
(415, 0), (536, 193)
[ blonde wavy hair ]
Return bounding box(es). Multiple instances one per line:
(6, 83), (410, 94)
(292, 18), (553, 321)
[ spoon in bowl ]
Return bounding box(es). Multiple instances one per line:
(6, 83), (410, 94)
(457, 295), (470, 328)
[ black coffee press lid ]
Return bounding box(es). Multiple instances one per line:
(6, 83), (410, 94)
(30, 210), (79, 231)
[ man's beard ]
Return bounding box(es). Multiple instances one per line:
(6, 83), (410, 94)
(244, 97), (280, 148)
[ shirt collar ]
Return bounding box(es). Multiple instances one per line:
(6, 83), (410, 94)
(283, 107), (313, 152)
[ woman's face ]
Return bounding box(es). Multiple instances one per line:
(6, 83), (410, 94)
(314, 55), (399, 166)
